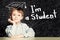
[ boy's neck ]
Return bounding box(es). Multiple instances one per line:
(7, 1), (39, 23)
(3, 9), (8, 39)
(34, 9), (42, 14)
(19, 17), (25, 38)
(15, 21), (22, 25)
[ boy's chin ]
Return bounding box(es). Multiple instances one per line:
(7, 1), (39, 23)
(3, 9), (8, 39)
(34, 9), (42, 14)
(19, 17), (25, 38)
(14, 21), (20, 23)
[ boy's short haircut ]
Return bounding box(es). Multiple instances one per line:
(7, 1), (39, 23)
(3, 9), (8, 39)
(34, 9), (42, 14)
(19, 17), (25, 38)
(9, 7), (24, 17)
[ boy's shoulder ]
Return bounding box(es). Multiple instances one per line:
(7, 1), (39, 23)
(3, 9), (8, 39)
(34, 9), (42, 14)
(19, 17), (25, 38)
(21, 23), (29, 28)
(21, 23), (27, 26)
(7, 25), (12, 28)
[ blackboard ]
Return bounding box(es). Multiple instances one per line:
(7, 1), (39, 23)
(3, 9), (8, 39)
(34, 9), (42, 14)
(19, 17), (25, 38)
(0, 0), (60, 37)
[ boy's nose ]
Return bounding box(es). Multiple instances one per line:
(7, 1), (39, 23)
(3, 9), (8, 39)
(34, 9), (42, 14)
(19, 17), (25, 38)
(15, 16), (18, 18)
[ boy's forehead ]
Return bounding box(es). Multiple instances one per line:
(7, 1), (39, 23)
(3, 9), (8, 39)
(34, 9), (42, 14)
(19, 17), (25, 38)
(12, 10), (23, 14)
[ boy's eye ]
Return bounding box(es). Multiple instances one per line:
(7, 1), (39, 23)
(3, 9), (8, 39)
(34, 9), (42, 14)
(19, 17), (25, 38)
(18, 15), (20, 16)
(13, 14), (15, 16)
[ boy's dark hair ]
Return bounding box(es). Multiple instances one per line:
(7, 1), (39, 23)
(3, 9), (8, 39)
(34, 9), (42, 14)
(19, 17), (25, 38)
(9, 7), (24, 17)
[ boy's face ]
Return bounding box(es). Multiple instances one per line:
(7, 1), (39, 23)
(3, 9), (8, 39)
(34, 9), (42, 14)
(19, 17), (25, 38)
(11, 10), (23, 23)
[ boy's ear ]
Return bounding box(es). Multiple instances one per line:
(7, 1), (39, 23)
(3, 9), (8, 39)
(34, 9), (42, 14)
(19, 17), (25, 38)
(22, 16), (24, 19)
(21, 16), (24, 20)
(9, 16), (12, 20)
(10, 16), (11, 18)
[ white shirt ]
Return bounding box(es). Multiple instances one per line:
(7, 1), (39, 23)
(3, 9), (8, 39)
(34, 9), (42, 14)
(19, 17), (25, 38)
(5, 23), (35, 37)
